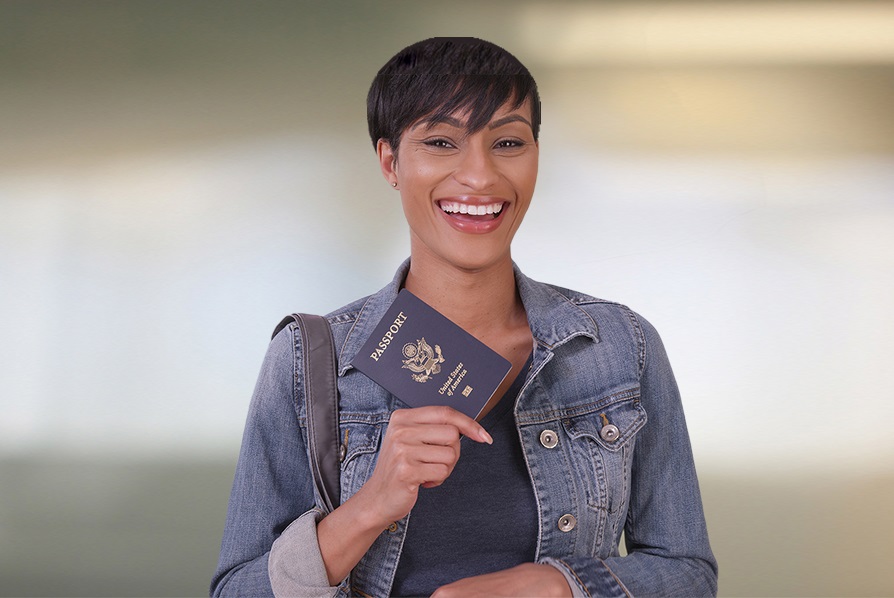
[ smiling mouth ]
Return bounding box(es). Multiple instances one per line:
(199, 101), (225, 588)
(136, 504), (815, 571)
(438, 200), (505, 219)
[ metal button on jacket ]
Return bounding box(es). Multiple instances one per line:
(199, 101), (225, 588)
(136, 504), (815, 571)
(539, 429), (559, 449)
(600, 424), (620, 443)
(558, 514), (577, 532)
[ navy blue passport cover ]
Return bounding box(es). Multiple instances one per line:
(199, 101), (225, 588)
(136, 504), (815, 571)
(352, 289), (512, 420)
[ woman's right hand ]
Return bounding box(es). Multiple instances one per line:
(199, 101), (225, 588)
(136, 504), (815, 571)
(317, 405), (492, 585)
(361, 405), (493, 526)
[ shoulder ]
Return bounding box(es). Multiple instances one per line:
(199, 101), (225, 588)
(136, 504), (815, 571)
(320, 294), (379, 364)
(323, 295), (369, 336)
(533, 278), (665, 377)
(543, 280), (637, 318)
(269, 294), (370, 352)
(536, 277), (650, 337)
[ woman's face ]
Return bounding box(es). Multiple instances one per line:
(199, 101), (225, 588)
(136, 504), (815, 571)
(378, 99), (539, 273)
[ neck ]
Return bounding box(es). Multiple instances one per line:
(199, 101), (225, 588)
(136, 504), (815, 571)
(403, 254), (523, 338)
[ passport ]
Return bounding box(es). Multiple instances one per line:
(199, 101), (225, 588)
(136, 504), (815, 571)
(352, 289), (512, 420)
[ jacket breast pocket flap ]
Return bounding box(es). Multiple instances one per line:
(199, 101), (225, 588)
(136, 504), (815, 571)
(339, 419), (384, 466)
(562, 387), (647, 452)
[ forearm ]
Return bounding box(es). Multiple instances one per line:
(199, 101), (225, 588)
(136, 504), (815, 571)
(433, 563), (572, 597)
(213, 327), (332, 597)
(212, 553), (274, 597)
(316, 485), (392, 584)
(576, 314), (718, 597)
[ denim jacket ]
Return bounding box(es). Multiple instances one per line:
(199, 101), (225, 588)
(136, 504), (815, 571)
(211, 260), (718, 597)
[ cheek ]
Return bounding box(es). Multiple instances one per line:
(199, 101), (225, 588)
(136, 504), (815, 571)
(511, 156), (539, 197)
(525, 169), (538, 194)
(398, 188), (432, 227)
(399, 193), (419, 218)
(407, 162), (446, 189)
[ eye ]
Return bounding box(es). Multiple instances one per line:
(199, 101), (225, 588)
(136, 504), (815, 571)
(494, 138), (525, 150)
(424, 138), (454, 149)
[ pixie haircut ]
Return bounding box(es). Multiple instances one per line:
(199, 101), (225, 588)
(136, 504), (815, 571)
(367, 37), (540, 156)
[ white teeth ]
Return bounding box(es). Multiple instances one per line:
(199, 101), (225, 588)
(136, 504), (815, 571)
(439, 201), (503, 216)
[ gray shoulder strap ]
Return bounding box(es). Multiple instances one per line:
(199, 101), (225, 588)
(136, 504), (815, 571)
(273, 313), (340, 512)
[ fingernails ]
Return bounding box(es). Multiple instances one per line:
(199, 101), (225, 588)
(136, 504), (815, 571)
(481, 429), (493, 445)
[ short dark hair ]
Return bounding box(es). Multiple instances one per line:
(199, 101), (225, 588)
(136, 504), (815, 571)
(367, 37), (540, 156)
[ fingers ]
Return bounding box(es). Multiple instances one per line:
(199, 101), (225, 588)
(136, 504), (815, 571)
(384, 419), (464, 487)
(361, 405), (492, 525)
(390, 406), (493, 445)
(396, 459), (454, 488)
(389, 421), (461, 450)
(384, 406), (491, 487)
(390, 440), (458, 473)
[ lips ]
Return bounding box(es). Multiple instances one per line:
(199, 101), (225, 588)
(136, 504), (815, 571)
(435, 198), (508, 233)
(438, 200), (505, 218)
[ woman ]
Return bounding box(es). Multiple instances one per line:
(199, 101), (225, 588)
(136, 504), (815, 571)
(212, 37), (717, 597)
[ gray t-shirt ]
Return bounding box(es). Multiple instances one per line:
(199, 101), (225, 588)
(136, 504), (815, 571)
(391, 357), (537, 596)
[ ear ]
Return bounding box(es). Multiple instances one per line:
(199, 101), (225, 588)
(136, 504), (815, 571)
(376, 139), (399, 188)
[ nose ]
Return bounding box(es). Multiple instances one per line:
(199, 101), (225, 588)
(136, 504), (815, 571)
(453, 143), (499, 191)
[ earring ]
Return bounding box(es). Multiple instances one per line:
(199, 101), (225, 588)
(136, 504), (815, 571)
(391, 182), (398, 188)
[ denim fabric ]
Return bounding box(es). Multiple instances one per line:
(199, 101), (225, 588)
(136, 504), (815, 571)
(211, 259), (718, 597)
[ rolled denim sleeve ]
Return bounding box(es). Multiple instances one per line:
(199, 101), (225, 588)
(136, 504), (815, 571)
(269, 509), (340, 597)
(549, 316), (718, 598)
(210, 326), (341, 597)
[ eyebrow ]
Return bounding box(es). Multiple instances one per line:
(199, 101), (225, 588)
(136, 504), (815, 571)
(488, 114), (532, 129)
(422, 115), (464, 129)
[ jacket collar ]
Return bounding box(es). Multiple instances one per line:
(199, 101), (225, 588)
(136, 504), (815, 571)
(338, 259), (599, 375)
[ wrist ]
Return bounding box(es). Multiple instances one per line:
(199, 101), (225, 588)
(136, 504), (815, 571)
(342, 484), (396, 534)
(317, 489), (393, 585)
(535, 561), (576, 597)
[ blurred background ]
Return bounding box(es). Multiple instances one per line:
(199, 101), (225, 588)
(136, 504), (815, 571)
(1, 1), (892, 596)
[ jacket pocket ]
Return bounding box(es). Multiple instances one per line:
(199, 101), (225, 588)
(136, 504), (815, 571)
(562, 386), (646, 452)
(338, 417), (386, 500)
(560, 386), (646, 551)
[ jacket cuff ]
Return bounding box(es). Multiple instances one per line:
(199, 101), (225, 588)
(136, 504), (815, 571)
(269, 509), (345, 597)
(540, 557), (589, 597)
(540, 556), (631, 598)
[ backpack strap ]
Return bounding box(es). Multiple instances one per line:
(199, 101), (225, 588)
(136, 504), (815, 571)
(273, 313), (340, 513)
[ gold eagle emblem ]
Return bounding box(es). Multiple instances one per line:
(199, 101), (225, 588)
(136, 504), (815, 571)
(401, 338), (445, 383)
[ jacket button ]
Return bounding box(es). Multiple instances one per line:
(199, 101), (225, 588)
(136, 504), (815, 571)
(539, 429), (559, 449)
(558, 514), (577, 532)
(388, 522), (399, 533)
(600, 424), (620, 443)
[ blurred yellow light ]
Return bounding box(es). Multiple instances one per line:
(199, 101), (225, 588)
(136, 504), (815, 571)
(520, 2), (894, 64)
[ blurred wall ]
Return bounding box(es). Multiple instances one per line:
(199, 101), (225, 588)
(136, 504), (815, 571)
(1, 1), (893, 596)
